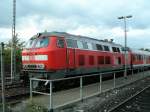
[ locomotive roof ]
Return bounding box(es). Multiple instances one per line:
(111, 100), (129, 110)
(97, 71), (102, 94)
(39, 31), (123, 47)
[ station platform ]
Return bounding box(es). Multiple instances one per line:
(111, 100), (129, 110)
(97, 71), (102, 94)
(28, 70), (150, 111)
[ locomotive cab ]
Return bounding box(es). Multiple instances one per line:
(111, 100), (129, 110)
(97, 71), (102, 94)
(22, 33), (68, 79)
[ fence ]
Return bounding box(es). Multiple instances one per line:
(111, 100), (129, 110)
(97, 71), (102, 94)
(30, 68), (150, 112)
(0, 43), (21, 83)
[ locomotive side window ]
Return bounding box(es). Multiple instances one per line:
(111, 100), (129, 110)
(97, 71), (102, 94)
(87, 43), (93, 50)
(96, 44), (103, 51)
(112, 47), (120, 53)
(117, 48), (120, 53)
(83, 42), (88, 49)
(105, 56), (111, 64)
(66, 39), (77, 48)
(92, 43), (97, 50)
(77, 41), (84, 49)
(104, 46), (110, 51)
(57, 38), (64, 48)
(112, 47), (117, 52)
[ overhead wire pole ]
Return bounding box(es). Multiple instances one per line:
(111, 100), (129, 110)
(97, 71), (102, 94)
(11, 0), (16, 82)
(118, 15), (132, 78)
(1, 42), (6, 112)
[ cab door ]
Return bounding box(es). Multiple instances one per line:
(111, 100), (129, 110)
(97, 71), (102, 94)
(56, 37), (67, 69)
(67, 48), (75, 69)
(66, 39), (76, 69)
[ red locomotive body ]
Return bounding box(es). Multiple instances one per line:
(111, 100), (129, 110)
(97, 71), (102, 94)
(22, 32), (150, 79)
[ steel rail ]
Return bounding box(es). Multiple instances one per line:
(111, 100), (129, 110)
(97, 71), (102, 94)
(108, 85), (150, 112)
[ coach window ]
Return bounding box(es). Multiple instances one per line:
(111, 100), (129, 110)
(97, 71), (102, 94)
(87, 43), (93, 50)
(104, 46), (110, 51)
(57, 38), (64, 48)
(138, 55), (140, 60)
(77, 41), (84, 49)
(132, 55), (135, 61)
(139, 55), (142, 60)
(136, 55), (138, 61)
(96, 44), (103, 51)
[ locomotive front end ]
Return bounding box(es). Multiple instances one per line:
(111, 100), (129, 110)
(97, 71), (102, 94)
(22, 33), (50, 73)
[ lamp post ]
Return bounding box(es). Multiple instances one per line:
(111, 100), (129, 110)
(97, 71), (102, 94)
(1, 42), (6, 112)
(11, 0), (16, 82)
(118, 15), (132, 78)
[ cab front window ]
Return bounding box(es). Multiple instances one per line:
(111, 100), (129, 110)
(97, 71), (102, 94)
(25, 38), (36, 48)
(35, 37), (49, 48)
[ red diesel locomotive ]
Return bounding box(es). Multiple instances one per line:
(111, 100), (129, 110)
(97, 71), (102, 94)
(22, 32), (150, 79)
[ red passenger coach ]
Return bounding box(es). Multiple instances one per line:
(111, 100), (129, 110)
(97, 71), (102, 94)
(131, 49), (150, 67)
(22, 32), (150, 79)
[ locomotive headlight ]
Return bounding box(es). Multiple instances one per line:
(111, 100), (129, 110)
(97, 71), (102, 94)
(35, 55), (48, 61)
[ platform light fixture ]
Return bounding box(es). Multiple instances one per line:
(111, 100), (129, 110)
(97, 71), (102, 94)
(118, 15), (132, 78)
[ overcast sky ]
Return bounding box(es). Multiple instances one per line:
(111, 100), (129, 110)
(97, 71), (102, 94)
(0, 0), (150, 48)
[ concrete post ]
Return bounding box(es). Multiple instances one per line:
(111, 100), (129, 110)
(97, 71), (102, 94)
(113, 73), (116, 88)
(49, 81), (53, 112)
(99, 74), (102, 93)
(30, 78), (33, 101)
(80, 76), (83, 101)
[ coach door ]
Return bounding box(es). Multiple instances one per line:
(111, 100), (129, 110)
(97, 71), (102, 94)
(66, 39), (76, 69)
(144, 55), (146, 64)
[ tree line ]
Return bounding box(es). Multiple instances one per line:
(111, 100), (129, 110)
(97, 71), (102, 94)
(1, 34), (25, 73)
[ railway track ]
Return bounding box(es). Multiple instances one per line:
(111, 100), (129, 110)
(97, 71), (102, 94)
(0, 70), (148, 105)
(0, 81), (24, 89)
(108, 85), (150, 112)
(0, 80), (29, 103)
